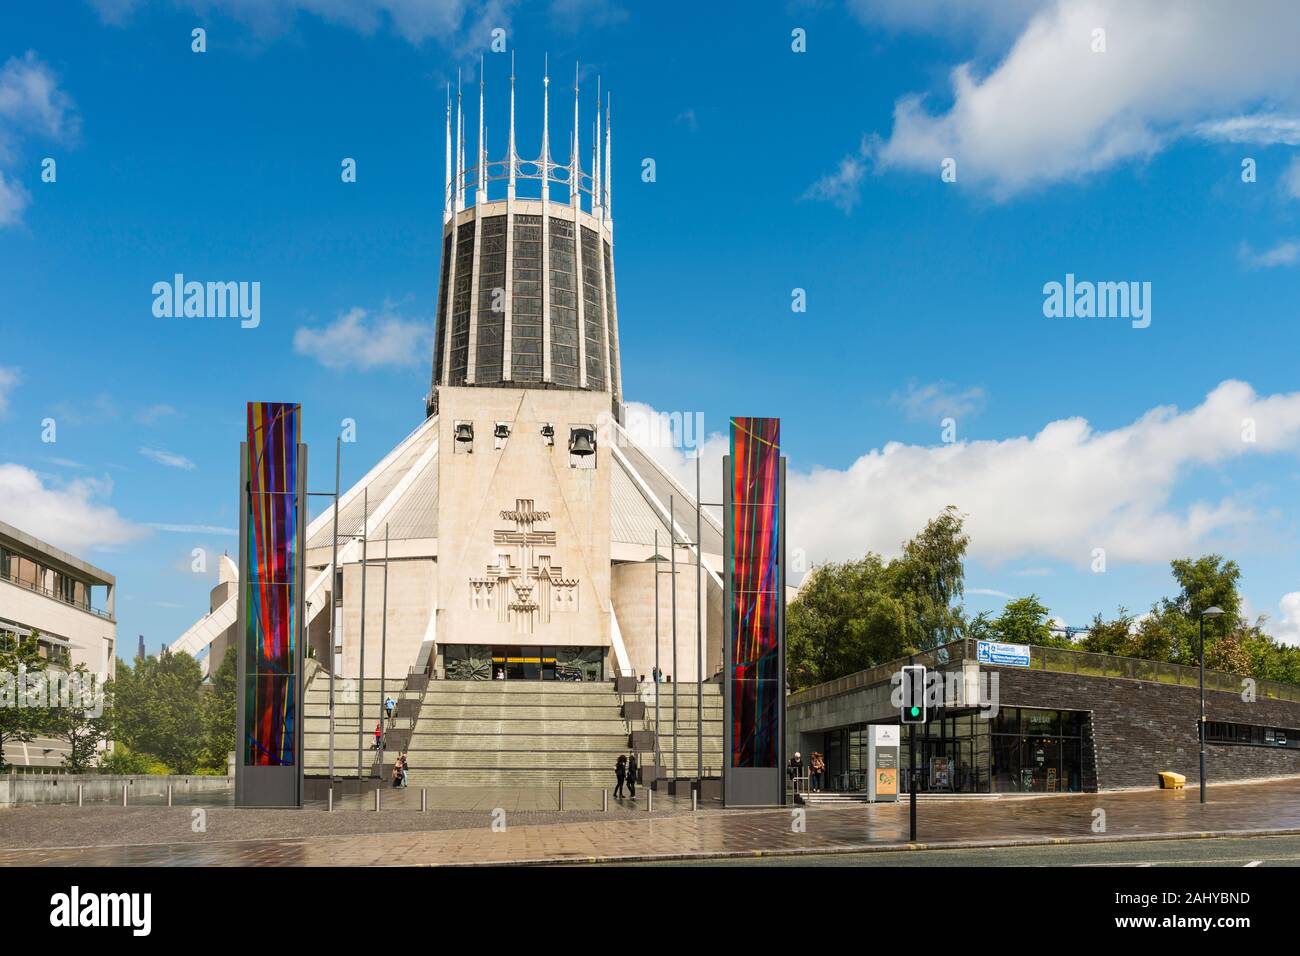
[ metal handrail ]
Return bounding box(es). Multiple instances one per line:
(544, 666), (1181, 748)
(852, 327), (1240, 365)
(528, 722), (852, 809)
(0, 571), (112, 620)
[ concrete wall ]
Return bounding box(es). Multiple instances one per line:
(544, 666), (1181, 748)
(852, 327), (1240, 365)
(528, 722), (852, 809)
(435, 387), (612, 652)
(612, 559), (700, 681)
(340, 557), (436, 679)
(0, 774), (232, 805)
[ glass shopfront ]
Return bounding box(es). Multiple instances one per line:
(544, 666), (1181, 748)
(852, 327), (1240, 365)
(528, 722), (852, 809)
(820, 706), (1088, 794)
(442, 644), (605, 681)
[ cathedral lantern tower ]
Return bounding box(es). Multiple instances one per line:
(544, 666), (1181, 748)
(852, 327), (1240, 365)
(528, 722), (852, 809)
(428, 57), (622, 422)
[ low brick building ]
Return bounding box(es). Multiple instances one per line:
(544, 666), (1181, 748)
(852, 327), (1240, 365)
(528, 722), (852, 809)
(787, 639), (1300, 793)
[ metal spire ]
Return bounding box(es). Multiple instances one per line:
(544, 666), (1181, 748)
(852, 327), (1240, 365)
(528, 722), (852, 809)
(571, 61), (580, 209)
(542, 53), (550, 202)
(604, 92), (612, 221)
(476, 55), (486, 204)
(508, 50), (516, 200)
(455, 69), (464, 211)
(443, 83), (451, 222)
(593, 75), (602, 217)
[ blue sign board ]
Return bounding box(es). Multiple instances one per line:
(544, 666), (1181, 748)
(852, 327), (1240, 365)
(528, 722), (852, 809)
(976, 640), (1031, 668)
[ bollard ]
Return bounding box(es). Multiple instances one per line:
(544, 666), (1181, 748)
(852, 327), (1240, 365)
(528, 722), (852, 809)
(327, 787), (334, 813)
(420, 787), (428, 812)
(647, 788), (653, 813)
(558, 780), (564, 811)
(77, 784), (83, 807)
(692, 788), (698, 812)
(167, 784), (173, 807)
(122, 784), (128, 807)
(374, 788), (381, 812)
(602, 788), (609, 812)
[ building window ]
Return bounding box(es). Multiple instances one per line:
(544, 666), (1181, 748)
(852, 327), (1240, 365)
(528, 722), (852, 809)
(1206, 720), (1298, 749)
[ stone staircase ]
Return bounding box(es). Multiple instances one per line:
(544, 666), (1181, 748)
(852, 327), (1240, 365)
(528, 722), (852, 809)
(402, 680), (635, 787)
(636, 682), (725, 779)
(302, 668), (419, 779)
(302, 671), (727, 789)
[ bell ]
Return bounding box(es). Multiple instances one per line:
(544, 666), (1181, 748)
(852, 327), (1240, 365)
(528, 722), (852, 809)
(454, 422), (474, 444)
(540, 423), (556, 443)
(493, 423), (510, 440)
(569, 427), (596, 456)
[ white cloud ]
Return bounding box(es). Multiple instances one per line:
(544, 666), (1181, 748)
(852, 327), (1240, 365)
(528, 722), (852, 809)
(968, 587), (1014, 599)
(294, 305), (432, 370)
(848, 0), (1046, 44)
(633, 380), (1300, 572)
(891, 380), (986, 423)
(1283, 156), (1300, 201)
(0, 52), (78, 228)
(801, 146), (868, 213)
(0, 366), (19, 416)
(818, 0), (1300, 202)
(1273, 592), (1300, 646)
(1196, 113), (1300, 146)
(139, 447), (197, 470)
(0, 464), (144, 552)
(147, 522), (237, 536)
(1240, 239), (1300, 269)
(135, 403), (180, 425)
(91, 0), (514, 50)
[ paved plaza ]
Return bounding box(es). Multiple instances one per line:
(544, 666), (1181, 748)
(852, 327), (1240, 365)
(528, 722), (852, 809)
(0, 777), (1298, 866)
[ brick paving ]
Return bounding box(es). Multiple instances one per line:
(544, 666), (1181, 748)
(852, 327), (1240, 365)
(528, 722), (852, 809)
(0, 776), (1297, 866)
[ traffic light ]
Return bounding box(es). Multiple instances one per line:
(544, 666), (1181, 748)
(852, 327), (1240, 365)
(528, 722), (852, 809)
(900, 664), (927, 724)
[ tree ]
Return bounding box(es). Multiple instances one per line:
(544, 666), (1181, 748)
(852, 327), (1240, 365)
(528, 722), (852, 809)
(787, 509), (969, 691)
(1079, 609), (1133, 655)
(990, 595), (1072, 648)
(110, 649), (206, 773)
(48, 665), (113, 773)
(197, 646), (237, 772)
(1158, 555), (1242, 663)
(0, 633), (55, 772)
(1204, 630), (1252, 675)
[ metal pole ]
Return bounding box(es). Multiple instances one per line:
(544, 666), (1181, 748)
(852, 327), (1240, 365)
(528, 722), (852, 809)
(909, 721), (917, 841)
(670, 496), (678, 783)
(329, 437), (340, 782)
(647, 788), (653, 812)
(122, 784), (128, 806)
(654, 529), (661, 771)
(357, 487), (368, 780)
(327, 787), (333, 812)
(166, 784), (173, 807)
(421, 787), (428, 812)
(602, 788), (608, 812)
(558, 779), (564, 811)
(695, 454), (703, 788)
(1199, 615), (1207, 804)
(77, 784), (83, 807)
(374, 787), (380, 812)
(380, 523), (389, 743)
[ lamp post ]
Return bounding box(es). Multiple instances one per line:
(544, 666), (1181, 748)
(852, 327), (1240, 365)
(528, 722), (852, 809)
(1198, 606), (1224, 804)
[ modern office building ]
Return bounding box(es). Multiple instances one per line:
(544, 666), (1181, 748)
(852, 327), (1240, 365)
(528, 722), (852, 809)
(170, 63), (725, 690)
(788, 638), (1300, 793)
(0, 520), (117, 767)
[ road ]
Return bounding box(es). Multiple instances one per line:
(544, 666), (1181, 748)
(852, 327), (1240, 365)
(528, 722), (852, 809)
(629, 834), (1300, 866)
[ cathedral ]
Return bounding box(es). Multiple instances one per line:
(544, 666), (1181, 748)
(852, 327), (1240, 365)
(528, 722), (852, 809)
(171, 62), (724, 691)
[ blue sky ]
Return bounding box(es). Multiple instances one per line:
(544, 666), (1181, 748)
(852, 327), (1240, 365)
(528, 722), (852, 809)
(3, 0), (1300, 657)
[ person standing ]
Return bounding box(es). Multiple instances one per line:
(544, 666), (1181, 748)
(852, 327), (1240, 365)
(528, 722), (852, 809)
(399, 751), (410, 788)
(626, 753), (638, 798)
(614, 754), (627, 798)
(373, 722), (383, 751)
(787, 751), (803, 795)
(810, 752), (825, 793)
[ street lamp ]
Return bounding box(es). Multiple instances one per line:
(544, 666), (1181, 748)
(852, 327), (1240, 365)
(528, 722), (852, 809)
(1198, 606), (1224, 804)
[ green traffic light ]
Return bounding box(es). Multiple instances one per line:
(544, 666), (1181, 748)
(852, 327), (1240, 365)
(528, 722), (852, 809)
(910, 706), (919, 717)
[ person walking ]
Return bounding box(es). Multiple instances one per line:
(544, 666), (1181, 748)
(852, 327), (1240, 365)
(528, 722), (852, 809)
(384, 696), (396, 722)
(626, 753), (638, 798)
(399, 751), (410, 788)
(373, 722), (383, 751)
(614, 754), (627, 798)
